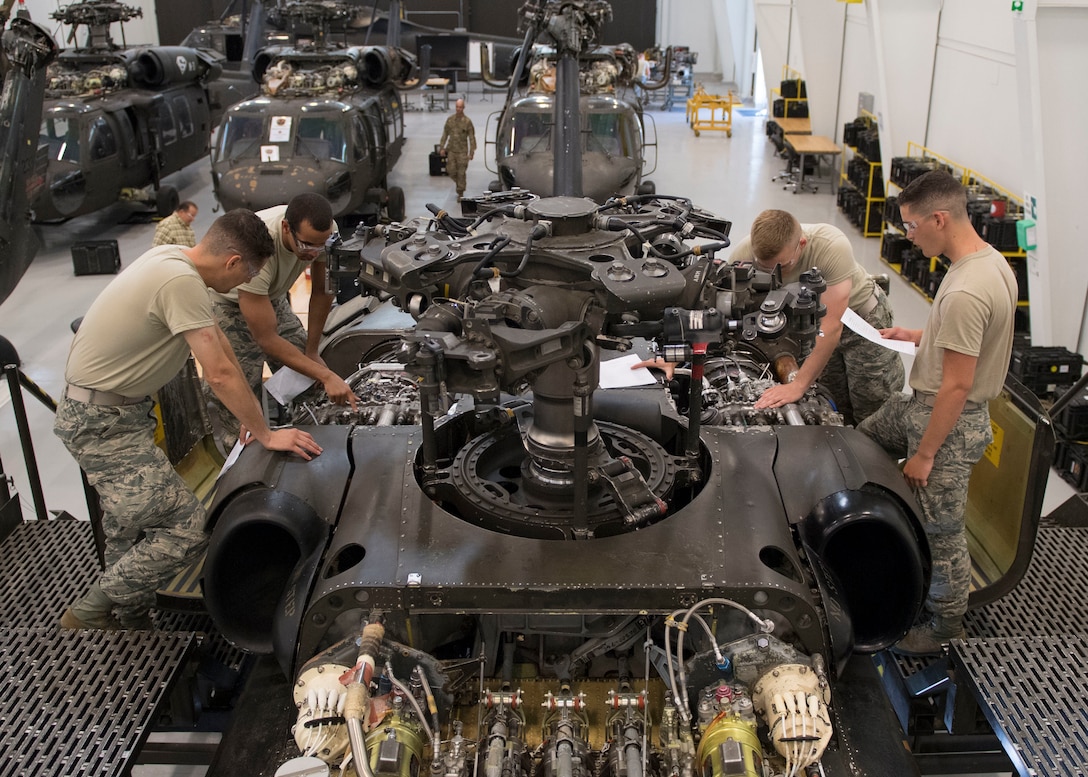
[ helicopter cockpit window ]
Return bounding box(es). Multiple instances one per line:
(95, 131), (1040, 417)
(87, 117), (118, 161)
(295, 117), (346, 163)
(218, 115), (264, 160)
(172, 96), (195, 139)
(156, 101), (178, 146)
(503, 110), (550, 156)
(351, 116), (370, 161)
(41, 115), (81, 163)
(586, 112), (631, 157)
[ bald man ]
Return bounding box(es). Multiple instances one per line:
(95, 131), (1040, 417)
(438, 98), (476, 199)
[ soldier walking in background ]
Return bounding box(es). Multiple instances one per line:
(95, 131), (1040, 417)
(439, 98), (476, 199)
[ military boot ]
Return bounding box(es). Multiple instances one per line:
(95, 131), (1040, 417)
(60, 584), (121, 630)
(116, 608), (155, 630)
(891, 615), (965, 657)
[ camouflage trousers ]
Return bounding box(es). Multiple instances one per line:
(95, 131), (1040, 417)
(205, 294), (307, 450)
(818, 289), (905, 426)
(445, 151), (469, 195)
(53, 397), (208, 619)
(857, 393), (993, 621)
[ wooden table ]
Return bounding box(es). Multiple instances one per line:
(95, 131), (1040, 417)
(775, 117), (812, 135)
(783, 133), (842, 193)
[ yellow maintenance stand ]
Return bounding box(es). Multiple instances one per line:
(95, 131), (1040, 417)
(687, 86), (741, 137)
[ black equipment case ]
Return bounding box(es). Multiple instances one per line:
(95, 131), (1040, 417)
(429, 145), (447, 177)
(71, 240), (121, 276)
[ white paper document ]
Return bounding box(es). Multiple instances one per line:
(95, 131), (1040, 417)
(841, 307), (916, 356)
(218, 439), (244, 478)
(264, 366), (317, 405)
(599, 353), (660, 389)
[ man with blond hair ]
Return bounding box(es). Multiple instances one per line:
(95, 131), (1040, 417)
(728, 209), (904, 425)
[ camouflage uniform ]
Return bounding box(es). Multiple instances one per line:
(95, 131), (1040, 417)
(207, 294), (307, 449)
(858, 393), (993, 622)
(440, 113), (476, 197)
(816, 287), (904, 425)
(54, 397), (208, 623)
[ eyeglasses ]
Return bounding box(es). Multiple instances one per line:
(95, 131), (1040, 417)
(291, 229), (326, 255)
(904, 210), (948, 234)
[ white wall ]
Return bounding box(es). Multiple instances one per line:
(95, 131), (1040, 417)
(926, 1), (1021, 187)
(657, 0), (720, 77)
(20, 0), (160, 48)
(793, 0), (845, 139)
(837, 4), (877, 136)
(711, 0), (756, 95)
(1014, 2), (1088, 351)
(752, 0), (797, 109)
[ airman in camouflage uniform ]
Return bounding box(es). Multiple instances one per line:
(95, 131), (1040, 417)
(857, 171), (1017, 656)
(439, 98), (476, 199)
(54, 210), (322, 631)
(204, 194), (355, 455)
(729, 212), (905, 425)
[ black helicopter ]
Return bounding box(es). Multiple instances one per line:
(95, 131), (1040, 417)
(32, 0), (239, 223)
(479, 0), (669, 201)
(0, 2), (57, 304)
(180, 1), (264, 120)
(210, 1), (419, 227)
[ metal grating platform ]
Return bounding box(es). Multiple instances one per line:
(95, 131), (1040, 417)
(0, 518), (248, 673)
(885, 526), (1088, 681)
(965, 526), (1088, 638)
(951, 636), (1088, 777)
(0, 517), (101, 628)
(0, 628), (195, 777)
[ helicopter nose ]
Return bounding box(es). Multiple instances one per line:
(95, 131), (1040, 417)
(47, 169), (88, 218)
(219, 165), (349, 213)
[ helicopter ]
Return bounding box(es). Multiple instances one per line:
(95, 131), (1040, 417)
(0, 3), (57, 304)
(179, 1), (265, 119)
(32, 0), (239, 223)
(209, 0), (419, 228)
(478, 0), (670, 202)
(198, 4), (938, 775)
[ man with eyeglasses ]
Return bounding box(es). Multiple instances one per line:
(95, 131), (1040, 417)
(858, 170), (1017, 656)
(727, 210), (905, 425)
(207, 192), (358, 453)
(55, 209), (324, 631)
(152, 201), (199, 248)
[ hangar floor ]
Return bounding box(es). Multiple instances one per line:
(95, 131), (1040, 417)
(0, 79), (1068, 776)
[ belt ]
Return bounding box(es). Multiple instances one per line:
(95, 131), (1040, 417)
(856, 290), (880, 318)
(65, 384), (148, 407)
(913, 390), (986, 411)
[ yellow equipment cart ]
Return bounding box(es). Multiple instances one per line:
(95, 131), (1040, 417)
(687, 86), (740, 137)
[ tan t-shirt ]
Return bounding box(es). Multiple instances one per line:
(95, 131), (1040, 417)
(212, 205), (336, 304)
(64, 246), (213, 397)
(728, 223), (874, 310)
(910, 245), (1017, 403)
